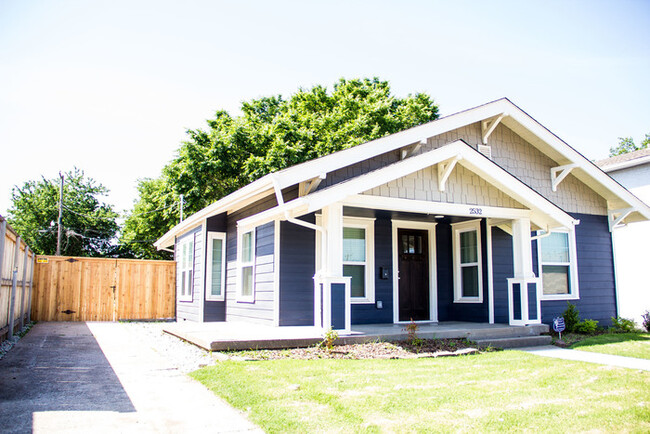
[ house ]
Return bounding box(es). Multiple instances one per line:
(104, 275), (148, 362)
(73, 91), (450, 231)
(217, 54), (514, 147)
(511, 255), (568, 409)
(155, 98), (650, 332)
(596, 149), (650, 326)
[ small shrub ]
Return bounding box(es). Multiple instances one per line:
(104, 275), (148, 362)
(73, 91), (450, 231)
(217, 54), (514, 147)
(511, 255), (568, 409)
(642, 311), (650, 333)
(574, 319), (599, 334)
(562, 302), (580, 333)
(404, 319), (423, 347)
(321, 327), (339, 351)
(611, 316), (637, 333)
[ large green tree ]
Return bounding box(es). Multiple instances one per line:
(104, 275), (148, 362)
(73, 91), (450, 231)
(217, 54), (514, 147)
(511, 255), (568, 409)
(8, 168), (119, 256)
(609, 133), (650, 156)
(122, 77), (439, 259)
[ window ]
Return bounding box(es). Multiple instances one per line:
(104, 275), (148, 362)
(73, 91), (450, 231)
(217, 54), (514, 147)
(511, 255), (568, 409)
(237, 227), (255, 302)
(452, 220), (482, 303)
(206, 232), (226, 301)
(315, 216), (375, 303)
(342, 218), (375, 303)
(538, 230), (579, 299)
(177, 236), (194, 302)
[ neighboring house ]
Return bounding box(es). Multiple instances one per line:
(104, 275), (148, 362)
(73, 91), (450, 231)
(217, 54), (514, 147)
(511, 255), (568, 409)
(596, 149), (650, 326)
(155, 98), (650, 332)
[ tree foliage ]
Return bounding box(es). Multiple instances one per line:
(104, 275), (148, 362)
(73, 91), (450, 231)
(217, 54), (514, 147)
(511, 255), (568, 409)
(7, 168), (119, 256)
(122, 77), (440, 258)
(609, 133), (650, 157)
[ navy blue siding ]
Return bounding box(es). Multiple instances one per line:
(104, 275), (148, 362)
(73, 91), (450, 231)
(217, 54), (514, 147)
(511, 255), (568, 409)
(491, 227), (513, 324)
(331, 283), (346, 330)
(436, 219), (489, 323)
(351, 214), (393, 324)
(225, 195), (278, 325)
(175, 226), (202, 322)
(528, 282), (538, 321)
(279, 215), (316, 326)
(539, 213), (616, 327)
(204, 213), (227, 322)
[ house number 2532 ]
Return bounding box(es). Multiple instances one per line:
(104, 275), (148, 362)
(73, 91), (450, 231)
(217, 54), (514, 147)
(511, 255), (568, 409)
(469, 207), (483, 215)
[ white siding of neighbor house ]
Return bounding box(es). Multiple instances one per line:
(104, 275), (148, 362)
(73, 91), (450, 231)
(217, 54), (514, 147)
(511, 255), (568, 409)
(416, 123), (607, 215)
(608, 163), (650, 326)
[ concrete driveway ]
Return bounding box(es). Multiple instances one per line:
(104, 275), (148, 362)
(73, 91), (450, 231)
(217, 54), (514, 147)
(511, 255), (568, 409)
(0, 322), (261, 433)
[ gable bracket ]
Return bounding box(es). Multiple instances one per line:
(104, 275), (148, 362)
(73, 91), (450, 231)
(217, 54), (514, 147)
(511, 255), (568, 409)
(437, 156), (461, 192)
(481, 113), (505, 145)
(550, 163), (578, 192)
(608, 207), (634, 232)
(400, 139), (426, 160)
(299, 173), (326, 197)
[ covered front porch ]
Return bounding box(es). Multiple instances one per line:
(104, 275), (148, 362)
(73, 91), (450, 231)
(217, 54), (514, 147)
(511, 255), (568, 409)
(163, 321), (550, 351)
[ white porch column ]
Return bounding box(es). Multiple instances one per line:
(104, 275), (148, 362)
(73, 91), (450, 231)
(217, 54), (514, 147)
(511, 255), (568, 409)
(314, 202), (351, 333)
(512, 218), (535, 279)
(507, 217), (542, 325)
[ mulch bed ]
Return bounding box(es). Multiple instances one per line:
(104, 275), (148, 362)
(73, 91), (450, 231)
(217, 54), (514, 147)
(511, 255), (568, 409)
(219, 338), (487, 361)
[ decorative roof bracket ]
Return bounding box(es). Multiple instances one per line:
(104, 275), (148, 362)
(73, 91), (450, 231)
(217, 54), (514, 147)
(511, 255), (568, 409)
(400, 139), (426, 160)
(481, 113), (505, 145)
(437, 156), (461, 192)
(299, 173), (326, 197)
(608, 207), (633, 232)
(550, 163), (578, 192)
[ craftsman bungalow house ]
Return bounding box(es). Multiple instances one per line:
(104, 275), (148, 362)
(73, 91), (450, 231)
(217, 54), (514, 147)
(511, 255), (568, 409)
(155, 98), (650, 333)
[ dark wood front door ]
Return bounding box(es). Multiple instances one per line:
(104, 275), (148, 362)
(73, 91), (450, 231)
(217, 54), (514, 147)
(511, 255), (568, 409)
(398, 228), (430, 322)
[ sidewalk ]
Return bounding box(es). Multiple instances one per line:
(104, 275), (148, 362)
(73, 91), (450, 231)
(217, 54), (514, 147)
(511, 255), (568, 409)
(519, 345), (650, 371)
(0, 322), (262, 434)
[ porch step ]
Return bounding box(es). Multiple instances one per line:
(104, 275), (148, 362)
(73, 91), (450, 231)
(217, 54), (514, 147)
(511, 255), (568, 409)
(473, 335), (552, 349)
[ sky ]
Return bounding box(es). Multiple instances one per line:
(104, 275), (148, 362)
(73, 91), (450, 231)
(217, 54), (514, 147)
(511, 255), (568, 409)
(1, 0), (649, 218)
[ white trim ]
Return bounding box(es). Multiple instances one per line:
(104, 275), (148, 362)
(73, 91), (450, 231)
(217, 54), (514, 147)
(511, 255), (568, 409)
(236, 226), (256, 303)
(315, 215), (376, 304)
(452, 220), (483, 303)
(205, 232), (226, 301)
(599, 155), (650, 172)
(486, 222), (494, 324)
(550, 163), (578, 192)
(273, 219), (281, 326)
(177, 234), (194, 302)
(537, 228), (580, 301)
(391, 220), (438, 324)
(199, 223), (205, 322)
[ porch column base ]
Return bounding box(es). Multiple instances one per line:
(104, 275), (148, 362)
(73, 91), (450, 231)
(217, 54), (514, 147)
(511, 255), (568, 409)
(314, 275), (351, 334)
(507, 277), (542, 326)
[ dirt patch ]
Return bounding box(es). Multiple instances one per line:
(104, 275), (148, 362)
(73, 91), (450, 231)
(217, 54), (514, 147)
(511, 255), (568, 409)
(220, 338), (491, 361)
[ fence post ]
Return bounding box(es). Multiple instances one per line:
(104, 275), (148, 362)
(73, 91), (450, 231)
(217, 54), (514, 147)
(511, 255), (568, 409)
(27, 255), (35, 324)
(8, 236), (20, 340)
(19, 246), (29, 330)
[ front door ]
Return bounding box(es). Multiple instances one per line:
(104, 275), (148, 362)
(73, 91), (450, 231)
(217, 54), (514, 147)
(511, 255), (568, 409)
(398, 228), (430, 321)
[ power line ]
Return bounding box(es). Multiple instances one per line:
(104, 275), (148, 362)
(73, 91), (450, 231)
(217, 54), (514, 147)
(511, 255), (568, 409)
(62, 202), (177, 220)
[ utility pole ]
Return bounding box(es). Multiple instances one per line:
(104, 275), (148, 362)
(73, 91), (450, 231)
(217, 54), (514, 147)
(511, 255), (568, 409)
(179, 194), (184, 222)
(56, 172), (64, 256)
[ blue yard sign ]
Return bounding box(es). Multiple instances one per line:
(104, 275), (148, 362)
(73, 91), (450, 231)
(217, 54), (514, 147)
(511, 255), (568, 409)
(553, 317), (565, 340)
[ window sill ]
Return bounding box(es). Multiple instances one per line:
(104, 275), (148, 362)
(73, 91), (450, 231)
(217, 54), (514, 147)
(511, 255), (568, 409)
(178, 297), (193, 303)
(540, 294), (579, 301)
(236, 296), (255, 303)
(351, 298), (375, 304)
(453, 298), (483, 304)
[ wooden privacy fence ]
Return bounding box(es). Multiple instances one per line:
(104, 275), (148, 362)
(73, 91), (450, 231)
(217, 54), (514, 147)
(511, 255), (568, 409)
(32, 256), (176, 322)
(0, 216), (36, 343)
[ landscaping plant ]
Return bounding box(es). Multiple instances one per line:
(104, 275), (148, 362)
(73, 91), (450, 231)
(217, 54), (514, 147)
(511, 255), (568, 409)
(642, 310), (650, 333)
(611, 316), (637, 333)
(321, 327), (339, 351)
(574, 319), (599, 334)
(404, 319), (423, 347)
(562, 302), (580, 333)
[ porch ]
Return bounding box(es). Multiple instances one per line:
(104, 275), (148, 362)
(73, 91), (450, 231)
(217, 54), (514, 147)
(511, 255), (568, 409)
(163, 321), (550, 351)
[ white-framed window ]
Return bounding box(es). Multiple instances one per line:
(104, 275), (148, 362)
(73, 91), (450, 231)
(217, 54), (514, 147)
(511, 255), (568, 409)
(452, 220), (483, 303)
(537, 229), (579, 300)
(177, 235), (194, 302)
(237, 227), (256, 302)
(316, 216), (375, 304)
(205, 232), (226, 301)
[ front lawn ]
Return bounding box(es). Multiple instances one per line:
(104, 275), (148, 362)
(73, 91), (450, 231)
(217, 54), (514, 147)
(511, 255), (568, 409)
(571, 333), (650, 360)
(191, 351), (649, 433)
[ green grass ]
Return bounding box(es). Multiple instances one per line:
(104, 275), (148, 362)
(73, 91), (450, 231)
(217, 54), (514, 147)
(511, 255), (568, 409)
(190, 351), (650, 433)
(571, 333), (650, 360)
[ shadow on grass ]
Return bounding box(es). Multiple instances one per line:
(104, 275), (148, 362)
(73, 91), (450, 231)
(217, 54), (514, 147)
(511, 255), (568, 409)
(571, 332), (650, 349)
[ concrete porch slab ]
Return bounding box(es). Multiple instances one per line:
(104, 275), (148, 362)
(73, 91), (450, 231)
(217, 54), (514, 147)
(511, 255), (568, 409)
(163, 321), (549, 351)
